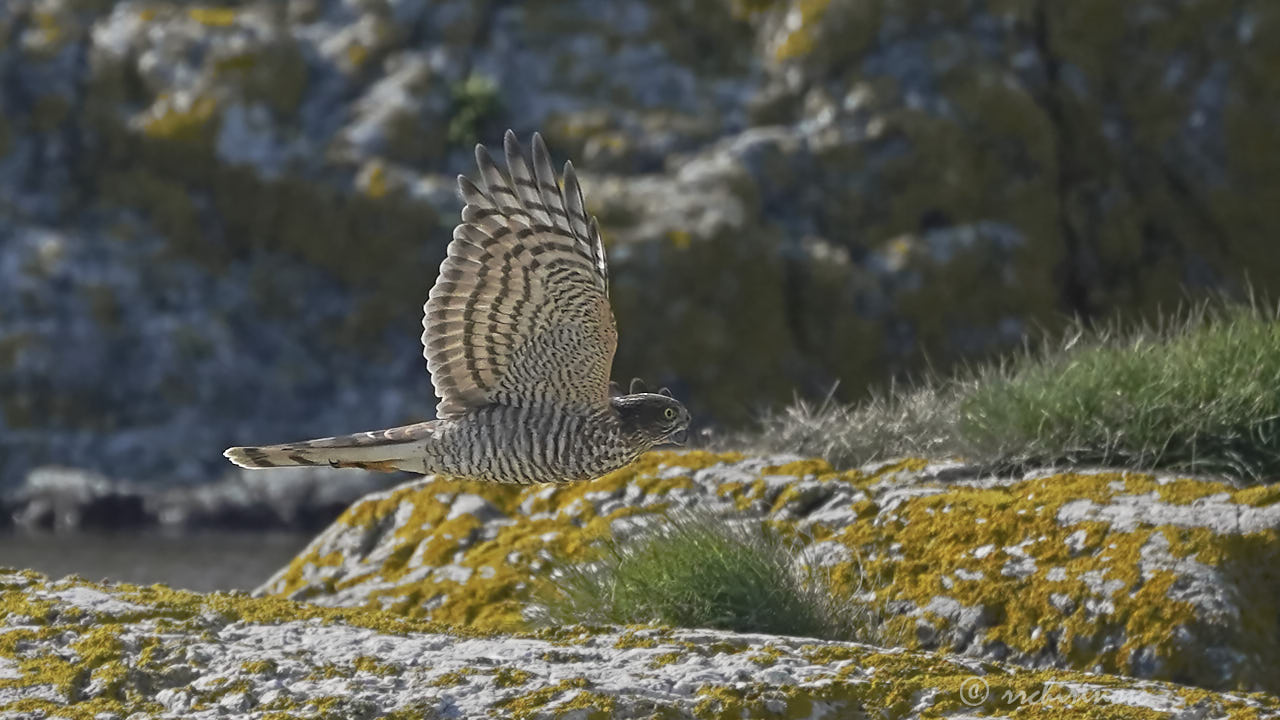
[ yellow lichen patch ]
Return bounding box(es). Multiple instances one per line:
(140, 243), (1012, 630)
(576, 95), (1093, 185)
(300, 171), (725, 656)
(344, 43), (371, 71)
(648, 650), (684, 669)
(869, 457), (932, 476)
(761, 458), (835, 477)
(647, 450), (746, 471)
(366, 512), (620, 630)
(411, 513), (484, 569)
(431, 668), (476, 687)
(0, 602), (164, 716)
(613, 627), (659, 650)
(268, 451), (747, 632)
(716, 478), (768, 511)
(838, 458), (933, 490)
(190, 678), (254, 709)
(0, 697), (166, 720)
(491, 677), (591, 719)
(826, 469), (1280, 690)
(0, 572), (497, 717)
(353, 655), (398, 677)
(799, 642), (866, 666)
(691, 678), (911, 720)
(187, 7), (237, 27)
(340, 479), (524, 532)
(0, 575), (57, 624)
(240, 659), (278, 674)
(1117, 473), (1236, 505)
(1235, 484), (1280, 507)
(360, 160), (391, 199)
(557, 688), (617, 718)
(23, 9), (78, 55)
(772, 0), (834, 61)
(676, 638), (751, 659)
(748, 644), (784, 666)
(141, 94), (219, 143)
(493, 667), (534, 688)
(112, 578), (464, 639)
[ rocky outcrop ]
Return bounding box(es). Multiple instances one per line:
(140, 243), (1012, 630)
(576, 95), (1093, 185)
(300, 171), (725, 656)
(2, 1), (1279, 485)
(4, 466), (396, 532)
(261, 450), (1280, 694)
(3, 568), (1277, 719)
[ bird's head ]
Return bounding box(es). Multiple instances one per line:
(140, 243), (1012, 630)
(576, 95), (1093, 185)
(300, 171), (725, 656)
(611, 390), (691, 448)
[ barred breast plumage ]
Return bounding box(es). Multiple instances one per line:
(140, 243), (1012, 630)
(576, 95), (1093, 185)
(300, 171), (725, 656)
(419, 405), (638, 484)
(225, 131), (691, 483)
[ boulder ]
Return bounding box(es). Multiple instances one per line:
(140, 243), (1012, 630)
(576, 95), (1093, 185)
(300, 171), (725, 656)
(261, 450), (1280, 693)
(3, 466), (396, 532)
(1, 569), (1276, 718)
(147, 466), (399, 532)
(7, 467), (149, 531)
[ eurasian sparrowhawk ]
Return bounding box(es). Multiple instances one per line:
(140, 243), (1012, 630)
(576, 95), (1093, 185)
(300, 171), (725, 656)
(225, 131), (691, 483)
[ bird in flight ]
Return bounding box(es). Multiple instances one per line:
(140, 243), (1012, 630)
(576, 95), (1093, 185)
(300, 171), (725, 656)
(225, 131), (690, 483)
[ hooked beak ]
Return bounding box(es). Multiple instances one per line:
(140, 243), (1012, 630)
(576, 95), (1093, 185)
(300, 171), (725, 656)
(667, 428), (688, 446)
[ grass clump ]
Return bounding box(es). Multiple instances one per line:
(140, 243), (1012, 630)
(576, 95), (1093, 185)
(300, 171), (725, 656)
(730, 300), (1280, 482)
(447, 73), (502, 148)
(533, 511), (875, 642)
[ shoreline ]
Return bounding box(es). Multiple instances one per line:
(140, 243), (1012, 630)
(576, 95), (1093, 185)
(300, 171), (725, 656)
(1, 465), (398, 534)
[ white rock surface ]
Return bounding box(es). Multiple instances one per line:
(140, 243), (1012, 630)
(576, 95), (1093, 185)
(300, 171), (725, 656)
(2, 569), (1276, 719)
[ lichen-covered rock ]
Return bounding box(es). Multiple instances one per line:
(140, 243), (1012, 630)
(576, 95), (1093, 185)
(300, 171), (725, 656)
(261, 450), (1280, 694)
(4, 0), (1280, 483)
(2, 569), (1277, 719)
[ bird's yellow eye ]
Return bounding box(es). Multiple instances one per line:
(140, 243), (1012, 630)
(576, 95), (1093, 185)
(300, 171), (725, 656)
(663, 408), (677, 420)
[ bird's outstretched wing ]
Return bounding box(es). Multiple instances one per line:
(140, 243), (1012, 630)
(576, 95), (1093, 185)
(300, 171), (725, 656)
(423, 130), (615, 419)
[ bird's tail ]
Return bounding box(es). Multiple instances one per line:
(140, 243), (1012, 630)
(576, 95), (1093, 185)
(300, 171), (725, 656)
(224, 421), (438, 473)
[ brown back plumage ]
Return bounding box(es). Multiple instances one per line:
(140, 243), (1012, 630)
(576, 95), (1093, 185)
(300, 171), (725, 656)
(422, 131), (616, 418)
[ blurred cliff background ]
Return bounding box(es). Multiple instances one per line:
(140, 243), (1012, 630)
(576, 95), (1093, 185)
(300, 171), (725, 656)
(0, 0), (1276, 585)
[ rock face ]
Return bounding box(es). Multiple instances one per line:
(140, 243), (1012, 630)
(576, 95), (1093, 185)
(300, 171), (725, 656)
(3, 569), (1278, 719)
(2, 1), (1280, 485)
(261, 450), (1280, 694)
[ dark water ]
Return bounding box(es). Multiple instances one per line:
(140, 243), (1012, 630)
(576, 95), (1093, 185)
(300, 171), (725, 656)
(0, 530), (315, 593)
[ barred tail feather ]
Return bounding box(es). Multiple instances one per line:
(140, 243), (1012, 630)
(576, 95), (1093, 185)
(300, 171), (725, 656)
(224, 421), (438, 472)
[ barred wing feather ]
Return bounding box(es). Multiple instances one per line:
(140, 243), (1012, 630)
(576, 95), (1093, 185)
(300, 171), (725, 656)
(422, 131), (616, 419)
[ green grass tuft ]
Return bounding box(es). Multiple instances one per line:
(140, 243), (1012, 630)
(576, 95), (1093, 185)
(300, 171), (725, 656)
(533, 511), (876, 641)
(728, 300), (1280, 482)
(447, 73), (502, 148)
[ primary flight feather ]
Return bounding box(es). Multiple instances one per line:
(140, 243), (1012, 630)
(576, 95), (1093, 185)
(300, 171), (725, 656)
(224, 131), (690, 483)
